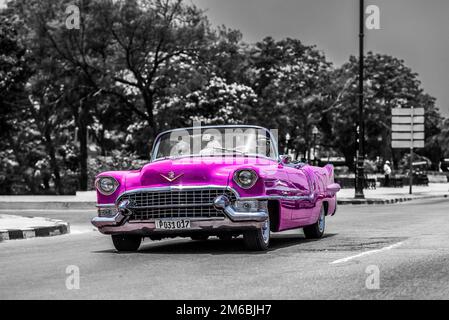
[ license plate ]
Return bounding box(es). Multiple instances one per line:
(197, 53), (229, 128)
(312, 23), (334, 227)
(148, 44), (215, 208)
(155, 219), (191, 230)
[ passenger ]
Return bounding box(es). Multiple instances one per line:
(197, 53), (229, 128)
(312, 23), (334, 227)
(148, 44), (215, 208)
(172, 136), (190, 156)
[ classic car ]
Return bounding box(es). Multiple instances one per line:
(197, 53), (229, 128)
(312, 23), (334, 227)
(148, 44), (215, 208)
(92, 125), (340, 251)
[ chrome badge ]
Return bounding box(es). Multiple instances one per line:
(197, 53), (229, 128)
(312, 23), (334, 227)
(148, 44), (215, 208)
(160, 171), (183, 182)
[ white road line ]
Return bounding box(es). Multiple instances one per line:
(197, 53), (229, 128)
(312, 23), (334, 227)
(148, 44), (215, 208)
(330, 241), (404, 265)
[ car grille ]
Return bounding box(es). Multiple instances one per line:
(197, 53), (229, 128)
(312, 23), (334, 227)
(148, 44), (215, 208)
(118, 188), (237, 221)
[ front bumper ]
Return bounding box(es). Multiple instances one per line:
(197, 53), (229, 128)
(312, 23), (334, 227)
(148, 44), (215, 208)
(92, 195), (268, 235)
(92, 216), (265, 235)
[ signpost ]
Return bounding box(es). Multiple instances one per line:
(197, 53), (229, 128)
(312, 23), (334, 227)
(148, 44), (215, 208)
(391, 107), (425, 194)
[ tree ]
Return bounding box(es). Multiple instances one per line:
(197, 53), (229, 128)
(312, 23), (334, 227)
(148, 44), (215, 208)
(38, 0), (212, 153)
(437, 118), (449, 159)
(0, 15), (36, 194)
(246, 37), (332, 156)
(325, 52), (442, 170)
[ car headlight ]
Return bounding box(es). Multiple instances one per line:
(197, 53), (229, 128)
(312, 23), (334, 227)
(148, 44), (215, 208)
(96, 177), (119, 195)
(233, 169), (258, 189)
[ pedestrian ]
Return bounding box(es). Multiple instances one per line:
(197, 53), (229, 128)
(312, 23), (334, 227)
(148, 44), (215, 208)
(384, 160), (392, 187)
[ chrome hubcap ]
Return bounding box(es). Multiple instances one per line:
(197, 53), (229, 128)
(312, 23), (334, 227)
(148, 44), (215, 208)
(262, 219), (270, 243)
(318, 208), (325, 233)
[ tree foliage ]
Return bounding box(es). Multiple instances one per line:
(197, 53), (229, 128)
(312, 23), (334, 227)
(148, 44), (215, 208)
(323, 53), (443, 169)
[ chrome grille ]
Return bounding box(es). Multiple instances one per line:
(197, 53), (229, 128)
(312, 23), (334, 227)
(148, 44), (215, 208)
(118, 188), (237, 221)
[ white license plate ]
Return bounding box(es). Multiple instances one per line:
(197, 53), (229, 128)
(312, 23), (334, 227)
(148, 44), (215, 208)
(155, 219), (191, 230)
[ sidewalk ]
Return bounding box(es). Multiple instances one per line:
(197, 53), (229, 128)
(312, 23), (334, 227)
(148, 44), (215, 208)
(338, 183), (449, 205)
(0, 214), (70, 241)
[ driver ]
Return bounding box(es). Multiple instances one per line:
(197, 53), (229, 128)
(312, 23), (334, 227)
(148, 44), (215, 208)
(172, 136), (190, 156)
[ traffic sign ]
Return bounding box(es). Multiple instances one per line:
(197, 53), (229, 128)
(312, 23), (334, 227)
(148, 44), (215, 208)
(392, 108), (425, 116)
(392, 116), (424, 124)
(392, 132), (425, 140)
(391, 140), (425, 149)
(391, 108), (425, 150)
(392, 124), (425, 132)
(391, 107), (426, 195)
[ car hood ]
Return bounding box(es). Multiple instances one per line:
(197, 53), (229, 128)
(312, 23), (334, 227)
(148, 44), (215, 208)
(124, 156), (276, 191)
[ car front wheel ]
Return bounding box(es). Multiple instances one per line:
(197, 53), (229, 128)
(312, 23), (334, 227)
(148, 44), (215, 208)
(111, 234), (142, 252)
(303, 206), (326, 239)
(243, 218), (270, 251)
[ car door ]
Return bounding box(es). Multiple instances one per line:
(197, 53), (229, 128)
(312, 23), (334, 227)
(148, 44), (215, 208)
(284, 165), (315, 221)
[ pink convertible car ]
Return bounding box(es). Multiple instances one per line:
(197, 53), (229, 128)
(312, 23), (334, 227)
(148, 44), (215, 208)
(92, 125), (340, 251)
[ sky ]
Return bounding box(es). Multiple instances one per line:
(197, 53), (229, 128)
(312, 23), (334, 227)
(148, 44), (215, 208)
(191, 0), (449, 118)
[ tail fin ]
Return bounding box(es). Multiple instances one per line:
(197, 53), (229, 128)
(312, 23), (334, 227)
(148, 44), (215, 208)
(324, 164), (335, 182)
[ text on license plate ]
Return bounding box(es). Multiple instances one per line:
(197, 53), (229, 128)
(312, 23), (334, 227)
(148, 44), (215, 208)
(155, 219), (191, 230)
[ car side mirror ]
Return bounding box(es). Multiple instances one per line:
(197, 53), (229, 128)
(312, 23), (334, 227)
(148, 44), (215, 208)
(279, 155), (292, 165)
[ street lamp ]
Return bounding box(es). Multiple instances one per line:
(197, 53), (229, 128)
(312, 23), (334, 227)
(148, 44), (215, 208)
(354, 0), (366, 199)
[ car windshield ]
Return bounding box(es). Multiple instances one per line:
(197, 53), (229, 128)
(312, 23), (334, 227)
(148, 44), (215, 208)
(153, 127), (276, 161)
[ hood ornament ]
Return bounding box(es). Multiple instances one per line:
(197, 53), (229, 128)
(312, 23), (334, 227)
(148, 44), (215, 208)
(160, 171), (183, 182)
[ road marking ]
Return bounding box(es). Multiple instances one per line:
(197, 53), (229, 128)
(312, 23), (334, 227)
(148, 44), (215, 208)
(330, 241), (404, 264)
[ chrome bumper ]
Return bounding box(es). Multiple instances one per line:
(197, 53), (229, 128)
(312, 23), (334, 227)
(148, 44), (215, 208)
(92, 217), (265, 235)
(92, 195), (268, 234)
(212, 195), (268, 222)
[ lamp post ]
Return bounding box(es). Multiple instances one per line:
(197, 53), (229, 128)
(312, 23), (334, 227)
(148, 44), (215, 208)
(355, 0), (365, 199)
(312, 126), (319, 165)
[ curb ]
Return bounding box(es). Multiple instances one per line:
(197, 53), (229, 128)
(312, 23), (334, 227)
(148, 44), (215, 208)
(338, 194), (449, 205)
(0, 221), (70, 241)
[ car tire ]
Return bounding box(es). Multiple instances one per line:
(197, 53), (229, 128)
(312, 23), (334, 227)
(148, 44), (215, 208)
(243, 218), (270, 251)
(111, 234), (142, 252)
(303, 206), (326, 239)
(191, 235), (209, 241)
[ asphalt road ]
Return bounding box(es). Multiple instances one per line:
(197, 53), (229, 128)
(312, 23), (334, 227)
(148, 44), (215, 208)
(1, 198), (449, 300)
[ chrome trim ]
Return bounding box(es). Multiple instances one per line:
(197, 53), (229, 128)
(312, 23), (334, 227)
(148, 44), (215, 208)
(96, 218), (265, 235)
(96, 204), (116, 208)
(160, 172), (184, 182)
(117, 199), (133, 216)
(223, 205), (268, 222)
(238, 194), (314, 202)
(112, 185), (315, 205)
(95, 176), (119, 196)
(114, 185), (239, 205)
(130, 217), (226, 223)
(128, 203), (214, 209)
(92, 213), (126, 228)
(213, 195), (268, 222)
(233, 169), (258, 189)
(115, 186), (238, 221)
